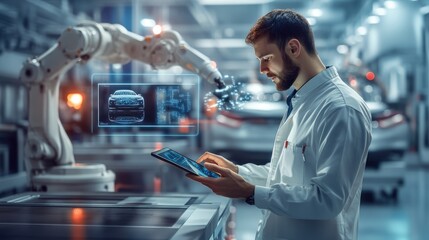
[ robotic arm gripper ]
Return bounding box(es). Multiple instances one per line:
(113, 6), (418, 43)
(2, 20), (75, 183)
(19, 22), (231, 191)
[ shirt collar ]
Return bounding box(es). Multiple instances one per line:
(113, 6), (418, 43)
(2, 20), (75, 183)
(293, 66), (339, 101)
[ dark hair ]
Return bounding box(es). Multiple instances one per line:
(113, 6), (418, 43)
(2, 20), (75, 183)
(245, 9), (317, 56)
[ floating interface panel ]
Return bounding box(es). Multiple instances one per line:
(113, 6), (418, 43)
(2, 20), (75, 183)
(91, 74), (200, 136)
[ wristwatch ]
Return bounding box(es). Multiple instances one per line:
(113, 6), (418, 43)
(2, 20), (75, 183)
(245, 194), (255, 205)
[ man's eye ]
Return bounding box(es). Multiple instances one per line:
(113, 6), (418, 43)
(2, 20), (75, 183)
(262, 57), (271, 62)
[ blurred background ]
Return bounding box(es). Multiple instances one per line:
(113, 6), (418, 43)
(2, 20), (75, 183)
(0, 0), (428, 239)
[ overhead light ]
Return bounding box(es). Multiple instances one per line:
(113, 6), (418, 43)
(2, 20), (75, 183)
(199, 0), (272, 5)
(308, 8), (323, 17)
(356, 26), (367, 36)
(306, 17), (317, 26)
(140, 18), (156, 27)
(384, 0), (397, 9)
(336, 44), (349, 54)
(367, 15), (380, 24)
(112, 64), (122, 70)
(373, 2), (387, 15)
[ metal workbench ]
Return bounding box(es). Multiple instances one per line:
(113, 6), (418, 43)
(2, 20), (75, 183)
(0, 192), (231, 240)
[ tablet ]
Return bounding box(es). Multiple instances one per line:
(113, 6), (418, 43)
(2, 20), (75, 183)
(151, 147), (220, 178)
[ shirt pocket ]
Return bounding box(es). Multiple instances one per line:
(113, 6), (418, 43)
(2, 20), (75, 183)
(271, 141), (306, 186)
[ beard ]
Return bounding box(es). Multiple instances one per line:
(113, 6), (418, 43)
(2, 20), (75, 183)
(275, 53), (300, 91)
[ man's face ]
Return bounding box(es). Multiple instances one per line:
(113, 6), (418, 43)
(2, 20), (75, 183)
(253, 36), (300, 91)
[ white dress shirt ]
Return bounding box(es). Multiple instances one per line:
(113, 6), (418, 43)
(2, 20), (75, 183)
(238, 66), (372, 240)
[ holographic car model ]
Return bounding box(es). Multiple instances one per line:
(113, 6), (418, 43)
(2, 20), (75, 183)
(108, 89), (145, 124)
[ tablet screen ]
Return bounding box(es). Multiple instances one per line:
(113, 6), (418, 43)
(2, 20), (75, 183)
(152, 148), (220, 178)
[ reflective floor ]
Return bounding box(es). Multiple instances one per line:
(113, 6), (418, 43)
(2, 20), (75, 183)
(233, 200), (409, 240)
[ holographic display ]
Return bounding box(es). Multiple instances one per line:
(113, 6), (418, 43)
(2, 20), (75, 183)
(91, 74), (199, 136)
(108, 89), (145, 124)
(156, 86), (192, 124)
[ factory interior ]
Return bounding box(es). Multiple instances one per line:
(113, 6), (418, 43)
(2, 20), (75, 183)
(0, 0), (428, 239)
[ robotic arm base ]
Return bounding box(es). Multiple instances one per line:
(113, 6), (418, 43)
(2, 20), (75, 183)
(32, 164), (115, 192)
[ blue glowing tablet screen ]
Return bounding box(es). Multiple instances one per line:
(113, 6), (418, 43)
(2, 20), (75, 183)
(156, 148), (219, 178)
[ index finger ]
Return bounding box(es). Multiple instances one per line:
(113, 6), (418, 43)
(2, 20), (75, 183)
(196, 152), (217, 164)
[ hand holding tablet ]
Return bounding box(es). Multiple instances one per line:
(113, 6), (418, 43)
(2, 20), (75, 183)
(151, 147), (220, 178)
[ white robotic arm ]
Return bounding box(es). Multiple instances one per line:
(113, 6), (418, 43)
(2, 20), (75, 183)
(19, 22), (234, 191)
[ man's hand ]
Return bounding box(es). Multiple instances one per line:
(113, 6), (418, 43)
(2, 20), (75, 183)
(196, 152), (238, 173)
(186, 162), (254, 199)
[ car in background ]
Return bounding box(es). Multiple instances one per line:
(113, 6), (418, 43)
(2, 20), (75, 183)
(340, 71), (410, 168)
(108, 89), (145, 124)
(203, 83), (287, 164)
(366, 101), (409, 167)
(205, 72), (410, 167)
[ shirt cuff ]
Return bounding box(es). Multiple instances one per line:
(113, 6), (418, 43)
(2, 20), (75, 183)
(237, 165), (252, 179)
(254, 185), (270, 208)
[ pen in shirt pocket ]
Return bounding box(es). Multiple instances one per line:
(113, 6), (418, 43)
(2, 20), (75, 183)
(302, 144), (307, 162)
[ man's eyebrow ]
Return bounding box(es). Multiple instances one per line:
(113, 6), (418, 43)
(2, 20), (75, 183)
(257, 53), (273, 60)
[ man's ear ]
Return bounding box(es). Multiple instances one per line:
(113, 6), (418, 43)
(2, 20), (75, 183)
(287, 39), (301, 57)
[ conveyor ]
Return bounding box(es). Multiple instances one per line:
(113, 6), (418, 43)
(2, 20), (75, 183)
(0, 192), (231, 240)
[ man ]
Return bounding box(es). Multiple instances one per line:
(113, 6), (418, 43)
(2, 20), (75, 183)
(187, 9), (372, 240)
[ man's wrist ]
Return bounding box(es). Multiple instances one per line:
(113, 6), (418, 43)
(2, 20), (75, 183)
(245, 185), (255, 205)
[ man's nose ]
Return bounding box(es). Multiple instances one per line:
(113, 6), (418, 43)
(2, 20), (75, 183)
(259, 62), (269, 74)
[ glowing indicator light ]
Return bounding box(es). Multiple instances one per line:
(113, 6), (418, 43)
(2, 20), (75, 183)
(179, 118), (191, 133)
(210, 60), (217, 69)
(67, 93), (83, 110)
(152, 25), (162, 35)
(154, 142), (163, 151)
(366, 71), (375, 81)
(205, 97), (218, 118)
(141, 18), (156, 27)
(350, 79), (358, 87)
(71, 208), (85, 222)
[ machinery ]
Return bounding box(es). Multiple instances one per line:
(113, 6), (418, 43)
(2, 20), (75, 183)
(19, 22), (242, 192)
(0, 192), (232, 240)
